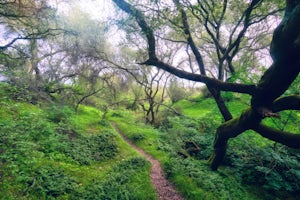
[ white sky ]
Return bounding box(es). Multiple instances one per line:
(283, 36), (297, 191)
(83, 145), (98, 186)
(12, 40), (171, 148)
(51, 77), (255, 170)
(75, 0), (114, 20)
(52, 0), (115, 21)
(1, 0), (275, 80)
(0, 0), (116, 46)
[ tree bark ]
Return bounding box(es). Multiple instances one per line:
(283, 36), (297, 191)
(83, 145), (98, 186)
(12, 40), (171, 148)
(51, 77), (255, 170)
(112, 0), (300, 171)
(210, 0), (300, 170)
(208, 87), (233, 121)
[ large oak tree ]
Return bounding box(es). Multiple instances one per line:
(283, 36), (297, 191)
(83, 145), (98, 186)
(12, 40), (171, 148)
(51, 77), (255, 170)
(112, 0), (300, 170)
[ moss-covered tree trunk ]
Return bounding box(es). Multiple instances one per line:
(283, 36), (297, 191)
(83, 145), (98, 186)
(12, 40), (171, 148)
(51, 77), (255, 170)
(112, 0), (300, 171)
(210, 0), (300, 170)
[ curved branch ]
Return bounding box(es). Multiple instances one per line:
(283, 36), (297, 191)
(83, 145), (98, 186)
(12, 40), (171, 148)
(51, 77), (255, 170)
(273, 95), (300, 112)
(0, 29), (73, 50)
(210, 96), (300, 171)
(113, 0), (256, 96)
(252, 124), (300, 148)
(144, 59), (256, 95)
(209, 108), (261, 170)
(112, 0), (156, 60)
(251, 2), (300, 110)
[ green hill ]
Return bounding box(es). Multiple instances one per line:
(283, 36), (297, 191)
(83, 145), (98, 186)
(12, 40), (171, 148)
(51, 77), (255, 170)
(0, 84), (156, 199)
(1, 83), (299, 199)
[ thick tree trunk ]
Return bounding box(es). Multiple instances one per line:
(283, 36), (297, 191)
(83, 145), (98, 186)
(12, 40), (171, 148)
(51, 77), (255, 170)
(111, 0), (300, 171)
(209, 108), (261, 170)
(210, 0), (300, 170)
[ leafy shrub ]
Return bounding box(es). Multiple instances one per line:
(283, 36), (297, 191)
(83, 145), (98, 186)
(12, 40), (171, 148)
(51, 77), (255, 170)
(27, 166), (78, 198)
(0, 109), (75, 198)
(160, 116), (215, 159)
(155, 106), (183, 128)
(0, 100), (155, 199)
(111, 111), (124, 118)
(46, 105), (74, 123)
(99, 119), (110, 127)
(55, 122), (79, 139)
(0, 83), (33, 102)
(65, 130), (118, 165)
(226, 139), (300, 195)
(222, 92), (234, 102)
(164, 158), (254, 200)
(131, 133), (145, 142)
(73, 157), (156, 200)
(0, 108), (61, 153)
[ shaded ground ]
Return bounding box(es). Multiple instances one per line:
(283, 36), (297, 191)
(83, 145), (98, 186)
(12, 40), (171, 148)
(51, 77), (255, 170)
(111, 123), (184, 200)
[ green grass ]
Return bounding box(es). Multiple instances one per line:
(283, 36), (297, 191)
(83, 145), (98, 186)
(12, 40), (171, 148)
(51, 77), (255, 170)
(175, 98), (217, 119)
(1, 82), (299, 200)
(108, 109), (171, 164)
(0, 97), (157, 199)
(107, 109), (262, 199)
(107, 96), (300, 200)
(175, 94), (251, 120)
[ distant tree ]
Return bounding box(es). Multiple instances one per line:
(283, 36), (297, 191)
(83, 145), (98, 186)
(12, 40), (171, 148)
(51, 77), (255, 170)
(112, 0), (300, 170)
(52, 7), (117, 109)
(0, 1), (60, 51)
(113, 61), (171, 125)
(168, 77), (188, 103)
(0, 0), (69, 102)
(0, 2), (117, 107)
(138, 68), (170, 125)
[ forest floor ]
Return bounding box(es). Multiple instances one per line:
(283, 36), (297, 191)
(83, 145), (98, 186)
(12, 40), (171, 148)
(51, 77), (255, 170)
(111, 123), (184, 200)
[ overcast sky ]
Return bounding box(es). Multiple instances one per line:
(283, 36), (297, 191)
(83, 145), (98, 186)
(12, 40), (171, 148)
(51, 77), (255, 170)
(52, 0), (115, 21)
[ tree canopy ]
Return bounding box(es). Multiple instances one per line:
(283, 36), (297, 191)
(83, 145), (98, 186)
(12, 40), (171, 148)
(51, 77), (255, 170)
(1, 0), (300, 198)
(112, 0), (300, 170)
(0, 0), (299, 172)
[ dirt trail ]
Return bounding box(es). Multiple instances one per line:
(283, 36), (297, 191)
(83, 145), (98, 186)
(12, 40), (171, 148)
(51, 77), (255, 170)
(111, 123), (184, 200)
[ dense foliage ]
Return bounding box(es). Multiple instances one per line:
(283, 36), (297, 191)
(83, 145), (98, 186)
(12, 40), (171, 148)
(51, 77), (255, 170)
(1, 76), (300, 199)
(1, 0), (300, 199)
(109, 99), (300, 199)
(0, 83), (156, 199)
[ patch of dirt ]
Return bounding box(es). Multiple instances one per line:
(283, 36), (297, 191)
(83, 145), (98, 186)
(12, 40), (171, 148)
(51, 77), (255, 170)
(111, 123), (184, 200)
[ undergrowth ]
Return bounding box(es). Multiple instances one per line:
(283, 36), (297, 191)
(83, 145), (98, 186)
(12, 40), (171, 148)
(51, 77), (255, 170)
(0, 84), (156, 199)
(1, 82), (299, 200)
(109, 96), (300, 200)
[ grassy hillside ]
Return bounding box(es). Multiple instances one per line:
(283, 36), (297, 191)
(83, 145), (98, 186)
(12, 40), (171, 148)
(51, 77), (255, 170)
(1, 83), (299, 200)
(109, 95), (300, 200)
(108, 109), (265, 199)
(0, 84), (156, 199)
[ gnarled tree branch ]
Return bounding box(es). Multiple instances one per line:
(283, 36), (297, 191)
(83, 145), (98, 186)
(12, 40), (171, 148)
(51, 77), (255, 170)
(210, 0), (300, 170)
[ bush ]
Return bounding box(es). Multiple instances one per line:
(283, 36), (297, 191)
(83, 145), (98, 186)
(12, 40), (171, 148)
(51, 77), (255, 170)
(27, 166), (78, 198)
(46, 105), (74, 123)
(0, 83), (33, 102)
(160, 116), (215, 159)
(159, 112), (300, 199)
(164, 158), (254, 200)
(73, 157), (156, 200)
(226, 140), (300, 195)
(131, 133), (145, 142)
(65, 130), (118, 165)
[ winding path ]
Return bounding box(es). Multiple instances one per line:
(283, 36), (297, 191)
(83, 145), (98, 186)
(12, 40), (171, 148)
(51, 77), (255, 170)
(111, 123), (184, 200)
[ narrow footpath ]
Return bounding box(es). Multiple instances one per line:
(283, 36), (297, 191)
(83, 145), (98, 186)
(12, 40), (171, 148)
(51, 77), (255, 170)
(111, 123), (184, 200)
